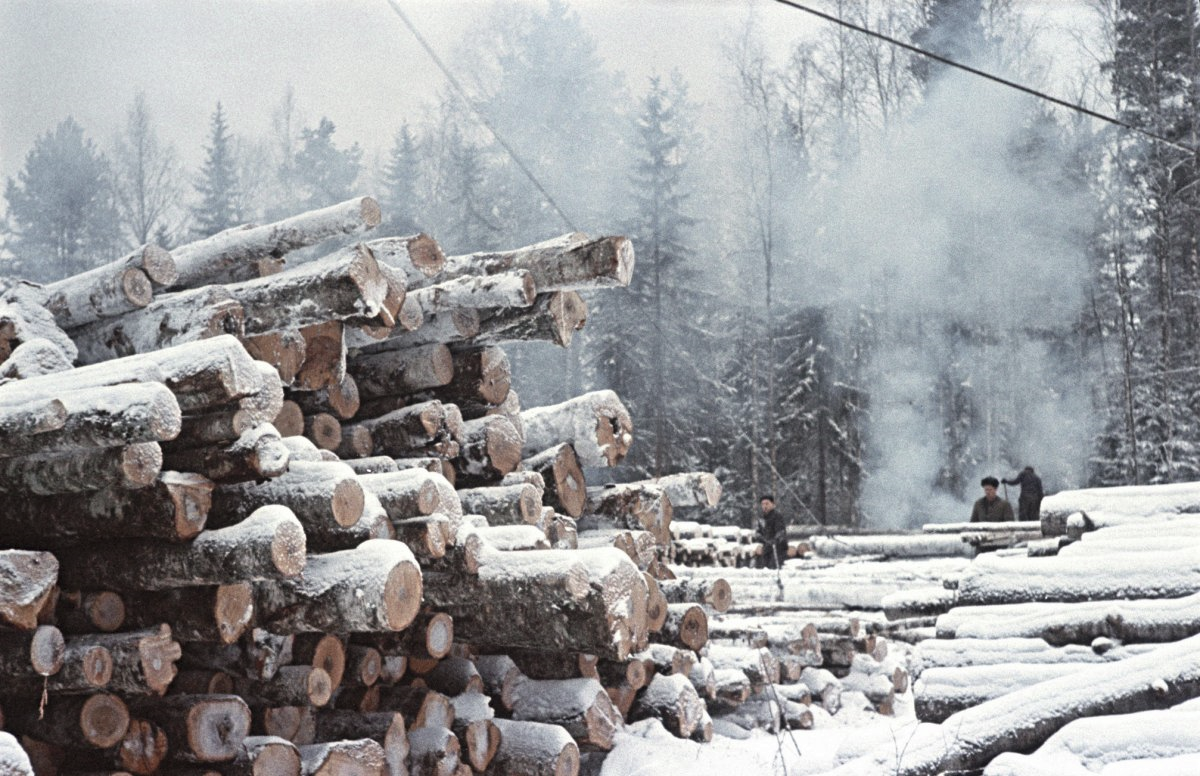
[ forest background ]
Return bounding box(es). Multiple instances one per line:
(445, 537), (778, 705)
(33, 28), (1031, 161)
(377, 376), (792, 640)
(1, 0), (1192, 530)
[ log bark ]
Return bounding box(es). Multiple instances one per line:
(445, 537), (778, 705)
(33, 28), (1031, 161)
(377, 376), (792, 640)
(253, 539), (422, 633)
(521, 391), (632, 469)
(510, 678), (622, 751)
(314, 711), (406, 775)
(474, 655), (523, 713)
(235, 665), (333, 708)
(3, 632), (111, 694)
(170, 197), (381, 289)
(411, 270), (535, 315)
(129, 693), (251, 763)
(435, 235), (633, 293)
(913, 661), (1125, 722)
(469, 291), (587, 349)
(507, 651), (599, 682)
(242, 330), (307, 387)
(55, 504), (306, 591)
(71, 286), (245, 365)
(705, 644), (780, 687)
(289, 374), (360, 420)
(210, 460), (364, 535)
(368, 308), (480, 351)
(0, 383), (181, 459)
(366, 233), (445, 286)
(420, 656), (483, 696)
(351, 401), (448, 455)
(121, 584), (255, 645)
(485, 718), (579, 776)
(357, 469), (442, 520)
(453, 415), (522, 486)
(341, 645), (384, 688)
(658, 578), (732, 613)
(349, 343), (453, 403)
(0, 395), (68, 443)
(13, 693), (130, 749)
(53, 590), (126, 634)
(656, 604), (707, 652)
(421, 547), (647, 660)
(162, 423), (290, 484)
(228, 243), (389, 335)
(0, 551), (59, 630)
(299, 738), (388, 776)
(828, 633), (1200, 776)
(87, 625), (182, 696)
(294, 321), (346, 392)
(229, 735), (301, 776)
(420, 347), (511, 408)
(522, 444), (585, 518)
(655, 472), (722, 509)
(585, 483), (672, 546)
(629, 673), (707, 740)
(180, 629), (295, 683)
(457, 484), (542, 526)
(0, 442), (161, 495)
(0, 337), (73, 380)
(42, 244), (174, 327)
(407, 725), (460, 776)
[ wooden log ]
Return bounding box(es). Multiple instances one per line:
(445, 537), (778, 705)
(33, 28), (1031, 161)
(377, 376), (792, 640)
(449, 692), (499, 773)
(129, 693), (251, 763)
(435, 234), (633, 292)
(453, 415), (522, 486)
(0, 442), (161, 496)
(227, 243), (389, 335)
(121, 584), (254, 645)
(180, 630), (295, 683)
(42, 244), (174, 327)
(54, 590), (126, 634)
(0, 624), (65, 680)
(352, 399), (446, 451)
(273, 401), (305, 437)
(510, 678), (622, 751)
(827, 634), (1200, 776)
(507, 651), (598, 682)
(632, 643), (694, 678)
(55, 505), (305, 591)
(0, 383), (180, 459)
(369, 308), (480, 351)
(292, 634), (347, 691)
(303, 412), (343, 452)
(357, 610), (455, 662)
(349, 344), (452, 401)
(469, 291), (587, 348)
(655, 472), (722, 509)
(242, 330), (307, 387)
(313, 711), (406, 775)
(84, 625), (181, 697)
(229, 735), (301, 776)
(367, 233), (445, 286)
(407, 726), (460, 776)
(294, 321), (346, 392)
(162, 423), (290, 484)
(210, 460), (364, 538)
(341, 645), (384, 688)
(375, 686), (452, 731)
(0, 551), (59, 630)
(585, 483), (672, 547)
(706, 644), (780, 687)
(343, 455), (399, 475)
(170, 197), (381, 289)
(421, 547), (647, 660)
(253, 539), (422, 633)
(687, 656), (715, 701)
(71, 286), (245, 366)
(421, 347), (511, 408)
(357, 469), (442, 520)
(485, 718), (579, 776)
(234, 665), (333, 708)
(289, 374), (360, 420)
(656, 604), (707, 652)
(13, 693), (130, 749)
(913, 661), (1115, 722)
(474, 655), (523, 713)
(0, 337), (73, 380)
(597, 657), (647, 691)
(629, 673), (707, 740)
(473, 525), (550, 551)
(411, 270), (535, 316)
(658, 578), (732, 613)
(521, 391), (632, 469)
(421, 657), (483, 697)
(522, 444), (585, 518)
(255, 705), (317, 745)
(170, 669), (236, 695)
(0, 395), (68, 444)
(457, 484), (541, 526)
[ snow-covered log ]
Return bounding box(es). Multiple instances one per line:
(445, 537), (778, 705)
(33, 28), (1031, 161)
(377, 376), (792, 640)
(453, 414), (523, 486)
(487, 718), (580, 776)
(0, 440), (161, 495)
(41, 244), (174, 328)
(522, 443), (586, 518)
(412, 269), (536, 315)
(913, 662), (1114, 722)
(629, 673), (711, 741)
(881, 585), (957, 620)
(465, 290), (588, 349)
(521, 390), (633, 468)
(510, 677), (623, 750)
(162, 422), (289, 483)
(655, 472), (722, 509)
(584, 482), (672, 546)
(349, 343), (453, 401)
(921, 520), (1041, 534)
(1039, 481), (1200, 536)
(810, 534), (973, 559)
(434, 234), (633, 292)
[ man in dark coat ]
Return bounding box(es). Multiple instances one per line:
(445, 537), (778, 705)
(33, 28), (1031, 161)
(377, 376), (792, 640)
(1003, 466), (1044, 523)
(756, 495), (789, 569)
(970, 476), (1014, 523)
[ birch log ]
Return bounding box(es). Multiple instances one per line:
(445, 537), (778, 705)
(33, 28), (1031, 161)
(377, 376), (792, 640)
(521, 391), (633, 468)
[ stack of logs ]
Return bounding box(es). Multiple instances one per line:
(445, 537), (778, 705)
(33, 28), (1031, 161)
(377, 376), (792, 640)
(0, 195), (755, 775)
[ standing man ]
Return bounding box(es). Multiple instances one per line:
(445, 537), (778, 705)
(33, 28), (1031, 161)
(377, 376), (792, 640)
(756, 495), (789, 569)
(1003, 466), (1044, 523)
(970, 477), (1014, 523)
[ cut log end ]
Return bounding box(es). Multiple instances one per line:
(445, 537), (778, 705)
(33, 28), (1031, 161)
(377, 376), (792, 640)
(31, 625), (66, 676)
(184, 695), (252, 762)
(82, 693), (131, 749)
(708, 579), (733, 614)
(123, 442), (164, 489)
(119, 718), (168, 774)
(332, 478), (366, 527)
(81, 645), (114, 688)
(121, 267), (155, 308)
(86, 591), (127, 633)
(384, 562), (424, 631)
(361, 196), (382, 228)
(141, 244), (178, 286)
(214, 583), (256, 645)
(409, 234), (446, 276)
(271, 519), (308, 577)
(305, 413), (343, 452)
(425, 612), (455, 658)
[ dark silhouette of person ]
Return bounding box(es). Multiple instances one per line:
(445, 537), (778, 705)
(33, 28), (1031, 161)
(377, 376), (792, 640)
(970, 476), (1014, 523)
(1003, 466), (1044, 523)
(756, 495), (788, 569)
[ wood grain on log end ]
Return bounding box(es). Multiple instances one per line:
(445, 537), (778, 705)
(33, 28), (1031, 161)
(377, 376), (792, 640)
(331, 478), (366, 527)
(409, 233), (446, 277)
(304, 412), (342, 452)
(120, 267), (155, 308)
(82, 693), (131, 748)
(271, 517), (308, 578)
(180, 694), (252, 762)
(273, 400), (304, 437)
(337, 424), (374, 459)
(295, 633), (346, 690)
(27, 624), (66, 676)
(140, 244), (178, 286)
(360, 196), (382, 228)
(122, 442), (164, 489)
(212, 583), (255, 646)
(384, 561), (424, 632)
(118, 718), (168, 774)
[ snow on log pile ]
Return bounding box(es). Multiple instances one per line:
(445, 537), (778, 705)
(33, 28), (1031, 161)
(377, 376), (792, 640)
(825, 490), (1200, 775)
(0, 196), (749, 774)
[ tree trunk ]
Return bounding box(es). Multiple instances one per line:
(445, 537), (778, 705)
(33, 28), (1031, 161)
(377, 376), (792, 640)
(420, 347), (511, 408)
(0, 441), (162, 496)
(294, 321), (346, 392)
(234, 665), (333, 708)
(121, 584), (255, 645)
(657, 578), (733, 613)
(469, 291), (587, 349)
(87, 625), (182, 696)
(434, 235), (633, 293)
(299, 738), (389, 776)
(584, 483), (672, 546)
(655, 472), (722, 509)
(228, 735), (301, 776)
(474, 655), (523, 713)
(453, 415), (522, 487)
(520, 391), (633, 469)
(242, 329), (307, 387)
(485, 718), (579, 776)
(162, 423), (290, 483)
(289, 374), (360, 420)
(349, 344), (453, 401)
(253, 539), (422, 633)
(0, 551), (59, 630)
(43, 264), (154, 330)
(366, 308), (480, 351)
(0, 337), (73, 380)
(412, 270), (536, 316)
(13, 693), (130, 749)
(71, 286), (245, 366)
(358, 469), (443, 520)
(351, 400), (448, 454)
(510, 678), (622, 751)
(54, 504), (306, 590)
(457, 484), (542, 526)
(313, 711), (407, 775)
(170, 197), (381, 289)
(53, 590), (126, 634)
(129, 693), (251, 763)
(210, 460), (365, 534)
(522, 444), (585, 518)
(366, 233), (445, 286)
(629, 673), (708, 741)
(0, 624), (65, 679)
(407, 725), (461, 776)
(655, 604), (707, 652)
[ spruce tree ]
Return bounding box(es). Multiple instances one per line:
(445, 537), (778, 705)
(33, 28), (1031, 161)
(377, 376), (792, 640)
(3, 117), (121, 281)
(293, 117), (361, 210)
(192, 103), (241, 238)
(380, 124), (423, 235)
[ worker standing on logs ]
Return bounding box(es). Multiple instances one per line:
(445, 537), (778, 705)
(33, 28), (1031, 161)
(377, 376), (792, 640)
(755, 495), (788, 569)
(1002, 465), (1044, 523)
(970, 476), (1015, 523)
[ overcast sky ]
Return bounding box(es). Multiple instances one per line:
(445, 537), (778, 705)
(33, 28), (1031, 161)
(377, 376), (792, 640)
(0, 0), (1098, 186)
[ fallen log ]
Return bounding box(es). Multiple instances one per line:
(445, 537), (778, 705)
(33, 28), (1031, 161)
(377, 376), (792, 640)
(420, 346), (512, 408)
(411, 270), (536, 314)
(169, 196), (381, 289)
(407, 725), (461, 776)
(366, 233), (445, 286)
(54, 504), (305, 591)
(0, 550), (59, 630)
(368, 307), (481, 351)
(629, 673), (709, 741)
(453, 415), (522, 486)
(121, 584), (255, 645)
(314, 710), (407, 775)
(435, 234), (633, 292)
(510, 678), (623, 751)
(294, 320), (346, 391)
(657, 578), (732, 613)
(469, 291), (588, 348)
(0, 441), (162, 496)
(349, 343), (453, 401)
(242, 329), (307, 386)
(458, 484), (542, 526)
(521, 391), (633, 468)
(161, 423), (290, 483)
(584, 483), (672, 546)
(0, 337), (73, 380)
(228, 735), (302, 776)
(289, 374), (360, 420)
(41, 244), (173, 328)
(656, 603), (707, 652)
(209, 460), (365, 536)
(655, 472), (722, 509)
(486, 718), (579, 776)
(474, 655), (523, 713)
(86, 625), (181, 697)
(522, 444), (586, 518)
(129, 693), (251, 763)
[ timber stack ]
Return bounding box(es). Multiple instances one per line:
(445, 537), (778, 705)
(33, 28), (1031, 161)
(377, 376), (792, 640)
(0, 195), (777, 775)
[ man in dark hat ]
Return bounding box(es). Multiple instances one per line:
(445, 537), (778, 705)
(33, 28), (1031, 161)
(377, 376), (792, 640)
(970, 476), (1014, 523)
(756, 495), (789, 569)
(1003, 466), (1044, 523)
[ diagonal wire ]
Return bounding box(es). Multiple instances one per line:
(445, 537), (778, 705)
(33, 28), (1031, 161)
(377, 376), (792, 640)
(380, 0), (580, 231)
(771, 0), (1198, 155)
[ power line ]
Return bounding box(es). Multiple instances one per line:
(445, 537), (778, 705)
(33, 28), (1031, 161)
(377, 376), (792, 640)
(380, 0), (579, 231)
(771, 0), (1198, 155)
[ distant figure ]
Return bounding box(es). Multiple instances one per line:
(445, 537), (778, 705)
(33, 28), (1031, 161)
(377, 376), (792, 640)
(756, 495), (789, 569)
(1003, 466), (1044, 523)
(970, 476), (1014, 523)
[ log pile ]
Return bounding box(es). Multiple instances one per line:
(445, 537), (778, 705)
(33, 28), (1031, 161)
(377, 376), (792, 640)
(0, 196), (745, 774)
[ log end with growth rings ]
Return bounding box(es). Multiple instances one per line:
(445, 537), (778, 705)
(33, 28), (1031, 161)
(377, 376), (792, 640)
(118, 718), (168, 774)
(81, 693), (131, 749)
(213, 583), (255, 645)
(409, 233), (447, 277)
(140, 244), (179, 287)
(120, 267), (155, 309)
(81, 645), (114, 688)
(331, 478), (366, 527)
(383, 561), (424, 632)
(359, 196), (382, 228)
(184, 695), (252, 762)
(123, 442), (164, 489)
(270, 515), (308, 578)
(30, 624), (66, 676)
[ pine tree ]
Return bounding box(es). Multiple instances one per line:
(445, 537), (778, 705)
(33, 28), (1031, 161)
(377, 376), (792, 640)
(293, 117), (362, 210)
(192, 103), (241, 238)
(442, 126), (499, 254)
(3, 117), (121, 281)
(380, 124), (423, 235)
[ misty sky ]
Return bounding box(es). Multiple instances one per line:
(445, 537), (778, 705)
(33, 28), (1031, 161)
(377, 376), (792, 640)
(1, 0), (1097, 187)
